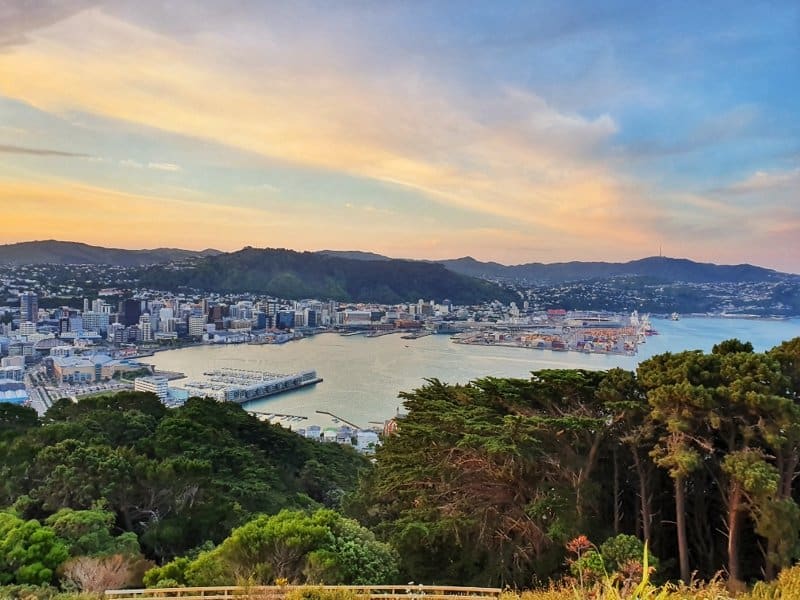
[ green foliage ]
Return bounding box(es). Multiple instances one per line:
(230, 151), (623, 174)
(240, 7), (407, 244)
(570, 550), (606, 581)
(284, 587), (358, 600)
(143, 509), (398, 587)
(0, 513), (68, 586)
(599, 534), (659, 574)
(722, 451), (779, 499)
(351, 371), (610, 586)
(0, 584), (101, 600)
(141, 556), (192, 587)
(137, 247), (516, 304)
(45, 507), (140, 558)
(348, 337), (800, 585)
(0, 392), (368, 563)
(183, 548), (234, 586)
(712, 338), (755, 355)
(0, 404), (39, 441)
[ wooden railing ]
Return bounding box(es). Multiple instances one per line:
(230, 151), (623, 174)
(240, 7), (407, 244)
(105, 585), (503, 600)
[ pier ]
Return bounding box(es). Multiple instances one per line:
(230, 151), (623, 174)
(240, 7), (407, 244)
(248, 410), (308, 423)
(183, 368), (322, 404)
(152, 369), (186, 381)
(314, 410), (362, 429)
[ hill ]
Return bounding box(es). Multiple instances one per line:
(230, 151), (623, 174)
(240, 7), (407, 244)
(438, 255), (791, 283)
(316, 250), (391, 261)
(0, 240), (222, 266)
(138, 247), (515, 304)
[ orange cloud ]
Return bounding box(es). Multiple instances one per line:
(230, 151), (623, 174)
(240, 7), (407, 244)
(0, 8), (660, 257)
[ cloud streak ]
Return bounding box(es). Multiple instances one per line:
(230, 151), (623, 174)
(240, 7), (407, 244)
(0, 10), (647, 246)
(0, 3), (797, 271)
(0, 144), (88, 157)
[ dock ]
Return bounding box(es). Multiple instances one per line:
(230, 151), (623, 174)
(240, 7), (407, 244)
(400, 331), (432, 340)
(315, 410), (362, 429)
(248, 410), (308, 423)
(152, 369), (186, 381)
(182, 368), (322, 404)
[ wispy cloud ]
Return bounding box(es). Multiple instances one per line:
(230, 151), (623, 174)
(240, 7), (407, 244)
(726, 168), (800, 193)
(0, 0), (99, 48)
(148, 162), (181, 172)
(0, 3), (798, 270)
(0, 10), (641, 247)
(0, 144), (88, 157)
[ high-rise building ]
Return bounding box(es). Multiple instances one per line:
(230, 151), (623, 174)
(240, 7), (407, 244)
(134, 376), (169, 402)
(92, 299), (111, 314)
(118, 299), (141, 327)
(107, 323), (125, 344)
(188, 315), (206, 337)
(139, 314), (153, 342)
(275, 311), (295, 330)
(18, 322), (37, 337)
(19, 292), (38, 323)
(83, 310), (108, 335)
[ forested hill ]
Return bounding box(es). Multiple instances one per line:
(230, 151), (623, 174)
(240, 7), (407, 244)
(137, 247), (516, 304)
(0, 240), (221, 266)
(0, 393), (368, 564)
(438, 255), (792, 283)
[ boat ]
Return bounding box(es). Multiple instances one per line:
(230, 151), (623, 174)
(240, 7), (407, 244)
(671, 312), (680, 321)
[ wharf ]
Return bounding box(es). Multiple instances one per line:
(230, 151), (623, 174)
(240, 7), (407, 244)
(248, 410), (308, 423)
(182, 368), (322, 404)
(365, 330), (399, 338)
(152, 369), (186, 381)
(401, 331), (432, 340)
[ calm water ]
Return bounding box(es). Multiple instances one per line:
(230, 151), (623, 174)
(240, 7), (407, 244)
(145, 318), (800, 429)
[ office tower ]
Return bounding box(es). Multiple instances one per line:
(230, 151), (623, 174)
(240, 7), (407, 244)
(19, 292), (38, 323)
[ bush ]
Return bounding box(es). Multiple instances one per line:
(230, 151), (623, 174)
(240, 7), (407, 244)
(0, 586), (101, 600)
(284, 588), (359, 600)
(750, 563), (800, 599)
(600, 534), (659, 574)
(59, 554), (152, 593)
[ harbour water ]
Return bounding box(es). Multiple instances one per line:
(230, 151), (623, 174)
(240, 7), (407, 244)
(145, 317), (800, 429)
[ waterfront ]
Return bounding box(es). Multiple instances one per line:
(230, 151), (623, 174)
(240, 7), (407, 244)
(145, 317), (800, 429)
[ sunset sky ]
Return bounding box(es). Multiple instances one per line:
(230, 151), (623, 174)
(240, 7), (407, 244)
(1, 1), (798, 271)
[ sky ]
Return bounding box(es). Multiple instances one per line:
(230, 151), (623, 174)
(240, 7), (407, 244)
(0, 1), (798, 272)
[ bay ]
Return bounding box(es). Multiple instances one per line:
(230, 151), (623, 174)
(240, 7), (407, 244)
(144, 317), (800, 429)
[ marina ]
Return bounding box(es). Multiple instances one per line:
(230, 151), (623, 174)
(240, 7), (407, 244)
(181, 368), (322, 403)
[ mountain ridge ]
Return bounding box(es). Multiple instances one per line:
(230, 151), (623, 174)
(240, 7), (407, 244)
(1, 240), (794, 283)
(436, 255), (792, 283)
(137, 247), (516, 304)
(0, 240), (222, 266)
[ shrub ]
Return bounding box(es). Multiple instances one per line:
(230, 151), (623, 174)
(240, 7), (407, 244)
(284, 587), (359, 600)
(59, 554), (153, 593)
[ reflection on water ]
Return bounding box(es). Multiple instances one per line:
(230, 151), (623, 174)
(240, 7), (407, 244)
(145, 318), (800, 428)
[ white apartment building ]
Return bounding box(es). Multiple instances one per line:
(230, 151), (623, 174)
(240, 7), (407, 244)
(134, 375), (169, 402)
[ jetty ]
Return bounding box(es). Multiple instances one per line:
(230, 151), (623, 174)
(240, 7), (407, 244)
(183, 368), (321, 404)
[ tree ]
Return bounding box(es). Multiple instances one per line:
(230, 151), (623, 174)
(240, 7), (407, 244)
(0, 512), (68, 585)
(0, 403), (39, 441)
(714, 350), (786, 584)
(143, 509), (398, 587)
(638, 351), (717, 582)
(596, 369), (655, 544)
(46, 505), (140, 558)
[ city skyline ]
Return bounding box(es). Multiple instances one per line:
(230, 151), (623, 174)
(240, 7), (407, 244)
(1, 1), (798, 271)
